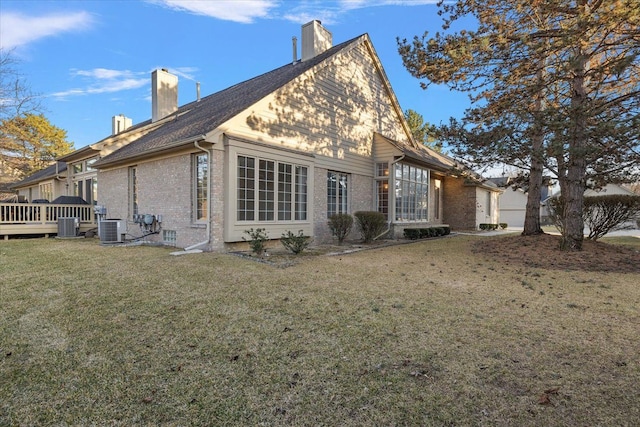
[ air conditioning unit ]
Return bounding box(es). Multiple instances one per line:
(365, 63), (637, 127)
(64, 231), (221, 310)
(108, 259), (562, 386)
(99, 219), (126, 243)
(58, 217), (79, 237)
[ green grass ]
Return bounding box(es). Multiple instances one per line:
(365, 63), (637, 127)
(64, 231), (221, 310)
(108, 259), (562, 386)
(1, 236), (639, 426)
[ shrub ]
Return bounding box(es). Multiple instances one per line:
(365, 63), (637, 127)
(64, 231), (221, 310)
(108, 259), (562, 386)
(584, 195), (640, 240)
(548, 194), (640, 240)
(443, 226), (451, 235)
(499, 223), (508, 230)
(479, 223), (498, 231)
(243, 228), (269, 257)
(354, 211), (387, 243)
(328, 213), (353, 245)
(404, 229), (420, 240)
(280, 230), (312, 254)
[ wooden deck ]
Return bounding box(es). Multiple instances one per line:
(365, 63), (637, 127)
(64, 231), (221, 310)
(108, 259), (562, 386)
(0, 203), (97, 239)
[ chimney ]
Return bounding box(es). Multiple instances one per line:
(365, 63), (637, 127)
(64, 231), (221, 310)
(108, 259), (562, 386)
(152, 68), (178, 122)
(301, 20), (332, 61)
(112, 114), (132, 135)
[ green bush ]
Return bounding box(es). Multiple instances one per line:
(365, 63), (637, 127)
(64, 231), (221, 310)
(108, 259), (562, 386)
(479, 223), (499, 231)
(328, 213), (353, 245)
(354, 211), (387, 243)
(499, 223), (508, 230)
(404, 229), (421, 240)
(243, 228), (269, 257)
(404, 226), (451, 240)
(280, 230), (312, 254)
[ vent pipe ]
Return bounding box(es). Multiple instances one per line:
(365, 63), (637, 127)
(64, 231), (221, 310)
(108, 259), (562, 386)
(196, 82), (201, 102)
(292, 36), (298, 63)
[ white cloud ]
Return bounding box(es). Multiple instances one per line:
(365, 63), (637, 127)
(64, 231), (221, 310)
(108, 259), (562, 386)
(283, 0), (439, 25)
(147, 0), (278, 23)
(0, 11), (94, 49)
(50, 68), (148, 100)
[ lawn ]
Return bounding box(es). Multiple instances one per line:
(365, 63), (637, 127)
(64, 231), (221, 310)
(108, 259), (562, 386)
(1, 236), (639, 426)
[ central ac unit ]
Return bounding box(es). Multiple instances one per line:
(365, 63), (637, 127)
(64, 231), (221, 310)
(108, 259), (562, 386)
(58, 217), (79, 237)
(99, 219), (126, 243)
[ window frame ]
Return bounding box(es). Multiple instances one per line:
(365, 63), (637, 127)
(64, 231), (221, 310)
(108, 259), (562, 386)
(394, 162), (429, 222)
(193, 153), (208, 223)
(237, 154), (308, 223)
(327, 171), (349, 217)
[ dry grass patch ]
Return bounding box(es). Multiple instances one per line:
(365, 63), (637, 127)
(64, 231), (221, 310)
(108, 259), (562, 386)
(1, 236), (639, 426)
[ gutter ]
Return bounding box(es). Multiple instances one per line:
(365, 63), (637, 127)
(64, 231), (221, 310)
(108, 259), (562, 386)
(184, 139), (211, 251)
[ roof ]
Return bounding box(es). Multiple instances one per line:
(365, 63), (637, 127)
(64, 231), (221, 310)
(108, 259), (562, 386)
(374, 132), (456, 172)
(94, 35), (365, 168)
(10, 162), (67, 189)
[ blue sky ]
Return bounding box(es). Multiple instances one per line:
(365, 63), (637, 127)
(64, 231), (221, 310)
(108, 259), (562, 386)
(1, 0), (472, 150)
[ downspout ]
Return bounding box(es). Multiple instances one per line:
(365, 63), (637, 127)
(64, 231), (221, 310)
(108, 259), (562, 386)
(184, 139), (211, 251)
(374, 155), (405, 241)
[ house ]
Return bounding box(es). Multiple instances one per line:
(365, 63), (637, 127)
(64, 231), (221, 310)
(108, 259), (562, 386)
(489, 176), (553, 228)
(5, 21), (501, 246)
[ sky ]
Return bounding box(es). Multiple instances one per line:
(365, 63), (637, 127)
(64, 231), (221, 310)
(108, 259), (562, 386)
(0, 0), (474, 151)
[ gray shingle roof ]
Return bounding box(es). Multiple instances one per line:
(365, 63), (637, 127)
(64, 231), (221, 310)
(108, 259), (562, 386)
(95, 35), (364, 168)
(10, 161), (67, 189)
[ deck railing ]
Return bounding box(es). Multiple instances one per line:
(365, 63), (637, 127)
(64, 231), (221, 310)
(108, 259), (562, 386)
(0, 203), (96, 238)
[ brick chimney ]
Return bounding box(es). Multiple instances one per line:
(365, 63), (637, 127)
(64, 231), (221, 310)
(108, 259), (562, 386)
(111, 114), (132, 135)
(151, 68), (178, 122)
(301, 20), (332, 61)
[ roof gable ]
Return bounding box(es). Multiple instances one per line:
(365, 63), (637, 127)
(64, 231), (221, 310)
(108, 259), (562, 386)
(95, 36), (366, 168)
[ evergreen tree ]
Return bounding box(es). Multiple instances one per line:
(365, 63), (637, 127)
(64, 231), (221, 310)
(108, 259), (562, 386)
(404, 109), (442, 152)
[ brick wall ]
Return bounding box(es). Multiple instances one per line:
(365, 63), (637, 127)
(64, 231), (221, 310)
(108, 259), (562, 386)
(442, 176), (477, 230)
(313, 167), (374, 243)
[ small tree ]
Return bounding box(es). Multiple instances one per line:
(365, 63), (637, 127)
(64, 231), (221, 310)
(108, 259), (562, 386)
(243, 228), (269, 257)
(354, 211), (387, 243)
(280, 230), (312, 254)
(328, 213), (353, 245)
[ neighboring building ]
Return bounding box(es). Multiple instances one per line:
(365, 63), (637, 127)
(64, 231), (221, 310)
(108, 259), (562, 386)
(8, 21), (501, 247)
(11, 161), (68, 203)
(489, 176), (553, 228)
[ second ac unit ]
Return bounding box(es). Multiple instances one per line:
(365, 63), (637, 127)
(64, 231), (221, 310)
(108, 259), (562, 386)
(99, 220), (126, 243)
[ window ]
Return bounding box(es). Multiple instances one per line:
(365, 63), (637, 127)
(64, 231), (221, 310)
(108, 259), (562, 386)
(258, 159), (275, 221)
(194, 154), (208, 221)
(238, 156), (255, 221)
(376, 163), (389, 219)
(327, 171), (349, 217)
(434, 179), (441, 220)
(237, 155), (307, 222)
(39, 182), (53, 202)
(72, 163), (83, 174)
(394, 163), (429, 221)
(295, 166), (308, 220)
(129, 166), (138, 216)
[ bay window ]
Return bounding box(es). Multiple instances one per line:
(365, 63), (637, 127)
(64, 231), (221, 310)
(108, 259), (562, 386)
(394, 163), (429, 221)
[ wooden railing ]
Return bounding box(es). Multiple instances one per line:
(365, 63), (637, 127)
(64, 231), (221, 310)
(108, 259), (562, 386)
(0, 203), (96, 238)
